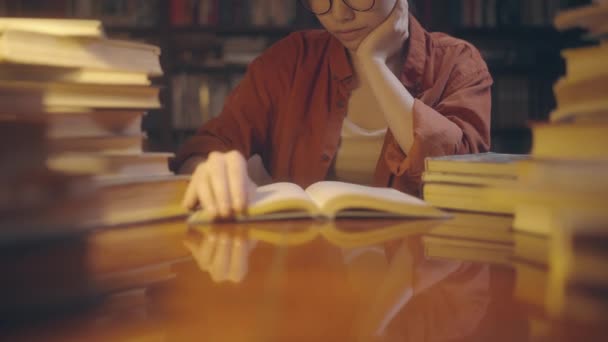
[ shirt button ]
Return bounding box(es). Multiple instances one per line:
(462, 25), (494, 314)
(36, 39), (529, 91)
(321, 153), (331, 162)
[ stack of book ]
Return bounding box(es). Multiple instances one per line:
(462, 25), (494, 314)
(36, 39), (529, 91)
(0, 117), (99, 242)
(0, 18), (191, 322)
(421, 152), (528, 215)
(420, 153), (530, 266)
(500, 1), (608, 324)
(0, 17), (189, 227)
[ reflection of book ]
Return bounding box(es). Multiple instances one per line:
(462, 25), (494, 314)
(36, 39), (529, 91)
(515, 259), (608, 322)
(193, 218), (442, 249)
(189, 181), (448, 223)
(422, 235), (513, 266)
(427, 212), (513, 244)
(513, 232), (549, 265)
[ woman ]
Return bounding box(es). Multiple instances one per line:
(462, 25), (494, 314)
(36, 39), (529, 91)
(173, 0), (492, 219)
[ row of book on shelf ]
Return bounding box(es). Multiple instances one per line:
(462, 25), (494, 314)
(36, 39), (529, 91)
(0, 0), (160, 27)
(171, 0), (299, 27)
(0, 17), (191, 321)
(418, 1), (608, 325)
(435, 0), (584, 28)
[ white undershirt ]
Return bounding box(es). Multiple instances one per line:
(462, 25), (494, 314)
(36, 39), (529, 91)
(332, 117), (387, 186)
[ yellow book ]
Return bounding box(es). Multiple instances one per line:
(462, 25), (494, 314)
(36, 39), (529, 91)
(0, 18), (103, 37)
(488, 192), (608, 235)
(0, 30), (162, 75)
(423, 152), (528, 177)
(189, 181), (449, 223)
(554, 3), (608, 31)
(517, 159), (608, 192)
(0, 64), (151, 85)
(43, 110), (144, 138)
(422, 183), (515, 214)
(551, 75), (608, 122)
(0, 81), (161, 110)
(50, 135), (144, 154)
(421, 171), (517, 187)
(560, 43), (608, 83)
(96, 175), (190, 227)
(530, 122), (608, 160)
(48, 152), (174, 179)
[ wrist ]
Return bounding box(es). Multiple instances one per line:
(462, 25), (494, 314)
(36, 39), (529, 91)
(179, 155), (206, 175)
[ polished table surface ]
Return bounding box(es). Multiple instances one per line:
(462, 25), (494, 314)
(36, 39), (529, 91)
(1, 217), (606, 341)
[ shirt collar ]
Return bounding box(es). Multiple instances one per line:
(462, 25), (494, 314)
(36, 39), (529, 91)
(329, 14), (427, 91)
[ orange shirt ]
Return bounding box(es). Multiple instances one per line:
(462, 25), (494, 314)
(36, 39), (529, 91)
(171, 16), (492, 197)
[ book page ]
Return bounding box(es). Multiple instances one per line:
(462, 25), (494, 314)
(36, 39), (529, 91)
(243, 182), (320, 218)
(305, 181), (447, 218)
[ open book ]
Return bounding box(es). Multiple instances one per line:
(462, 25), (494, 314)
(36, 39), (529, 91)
(188, 181), (449, 223)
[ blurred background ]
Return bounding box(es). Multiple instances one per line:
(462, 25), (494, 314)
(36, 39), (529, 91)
(0, 0), (593, 154)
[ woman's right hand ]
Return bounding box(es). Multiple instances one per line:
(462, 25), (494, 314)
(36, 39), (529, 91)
(182, 150), (257, 219)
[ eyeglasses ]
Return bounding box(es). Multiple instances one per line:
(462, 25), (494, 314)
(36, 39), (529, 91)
(300, 0), (376, 15)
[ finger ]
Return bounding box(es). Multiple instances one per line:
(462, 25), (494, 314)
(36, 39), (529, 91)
(195, 168), (218, 218)
(208, 155), (232, 217)
(182, 176), (199, 210)
(226, 152), (249, 213)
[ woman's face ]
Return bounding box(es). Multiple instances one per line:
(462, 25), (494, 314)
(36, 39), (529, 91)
(315, 0), (398, 51)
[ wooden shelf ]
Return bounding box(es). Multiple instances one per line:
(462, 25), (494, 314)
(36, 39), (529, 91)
(174, 64), (248, 74)
(170, 25), (309, 36)
(105, 26), (162, 36)
(451, 26), (560, 39)
(487, 64), (562, 76)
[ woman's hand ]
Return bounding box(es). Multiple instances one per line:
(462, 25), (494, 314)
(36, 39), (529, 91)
(182, 150), (257, 219)
(357, 0), (409, 61)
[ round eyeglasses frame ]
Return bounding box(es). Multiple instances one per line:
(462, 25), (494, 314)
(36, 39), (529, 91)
(299, 0), (377, 15)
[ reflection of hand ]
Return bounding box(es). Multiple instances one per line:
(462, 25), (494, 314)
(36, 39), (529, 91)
(184, 231), (257, 283)
(357, 0), (409, 61)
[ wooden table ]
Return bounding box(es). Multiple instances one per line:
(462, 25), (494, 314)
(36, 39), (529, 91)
(1, 218), (606, 341)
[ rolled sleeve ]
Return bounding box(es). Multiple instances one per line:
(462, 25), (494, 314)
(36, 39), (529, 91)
(385, 69), (493, 177)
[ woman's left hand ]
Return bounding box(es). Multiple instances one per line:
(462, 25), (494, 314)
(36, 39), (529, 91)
(357, 0), (410, 61)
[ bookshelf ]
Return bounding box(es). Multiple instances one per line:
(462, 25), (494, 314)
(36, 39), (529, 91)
(412, 0), (594, 153)
(0, 0), (593, 154)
